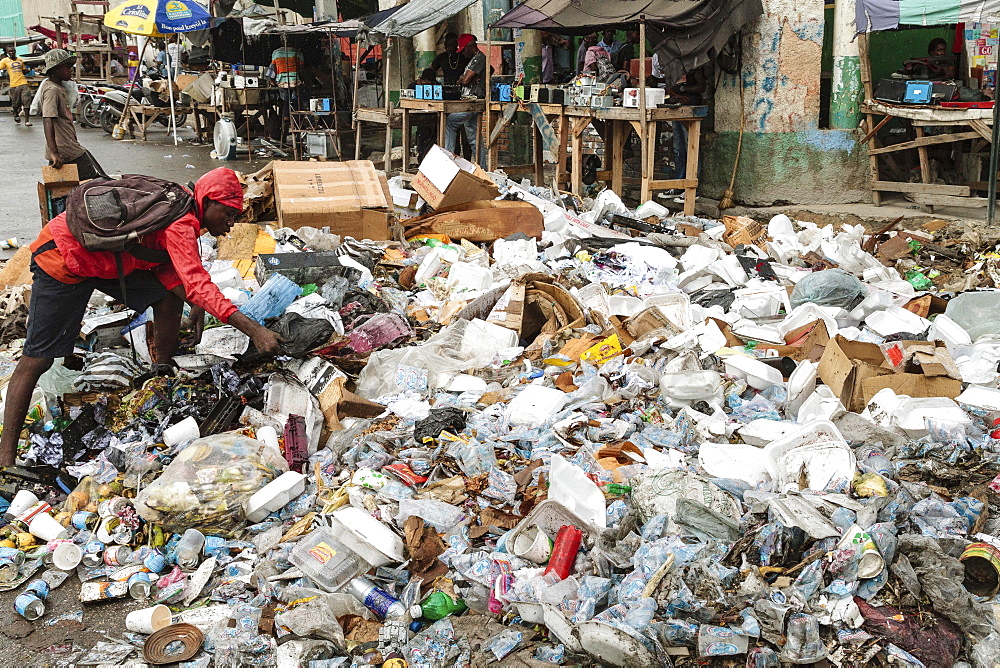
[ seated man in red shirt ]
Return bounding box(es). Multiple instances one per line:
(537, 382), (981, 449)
(0, 167), (282, 466)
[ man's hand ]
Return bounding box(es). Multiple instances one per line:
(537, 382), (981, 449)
(51, 153), (63, 169)
(250, 327), (283, 356)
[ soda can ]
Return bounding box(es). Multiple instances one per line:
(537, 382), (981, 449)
(127, 572), (151, 600)
(0, 547), (25, 566)
(104, 545), (131, 567)
(0, 558), (18, 583)
(14, 592), (44, 620)
(72, 512), (98, 531)
(25, 579), (50, 600)
(97, 497), (130, 518)
(144, 550), (166, 574)
(79, 581), (127, 602)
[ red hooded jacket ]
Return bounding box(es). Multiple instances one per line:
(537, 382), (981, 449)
(30, 168), (242, 323)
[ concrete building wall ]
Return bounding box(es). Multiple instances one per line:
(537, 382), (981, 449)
(21, 0), (73, 28)
(701, 0), (871, 205)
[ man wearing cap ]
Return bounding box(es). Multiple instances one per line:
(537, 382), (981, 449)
(0, 167), (284, 467)
(0, 45), (33, 126)
(445, 34), (486, 165)
(37, 48), (105, 179)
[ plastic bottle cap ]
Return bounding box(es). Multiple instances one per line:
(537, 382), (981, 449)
(409, 605), (423, 619)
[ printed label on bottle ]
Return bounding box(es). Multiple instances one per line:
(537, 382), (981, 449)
(308, 541), (336, 564)
(363, 588), (397, 618)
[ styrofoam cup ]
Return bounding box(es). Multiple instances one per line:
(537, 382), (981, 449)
(52, 542), (83, 570)
(28, 513), (68, 542)
(126, 604), (172, 634)
(512, 526), (552, 564)
(7, 490), (39, 518)
(163, 416), (200, 447)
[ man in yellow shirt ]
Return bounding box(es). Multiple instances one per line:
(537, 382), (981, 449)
(1, 45), (33, 125)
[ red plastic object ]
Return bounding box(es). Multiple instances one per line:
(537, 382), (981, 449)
(939, 101), (994, 108)
(543, 525), (583, 581)
(283, 414), (308, 473)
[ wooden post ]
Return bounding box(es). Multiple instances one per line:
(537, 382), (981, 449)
(857, 32), (882, 206)
(639, 18), (649, 202)
(486, 32), (493, 169)
(384, 37), (392, 174)
(352, 37), (361, 131)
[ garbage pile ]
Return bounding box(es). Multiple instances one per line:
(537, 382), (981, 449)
(3, 161), (1000, 667)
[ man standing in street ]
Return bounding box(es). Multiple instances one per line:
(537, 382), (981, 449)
(0, 168), (284, 467)
(0, 45), (33, 126)
(38, 49), (106, 179)
(445, 34), (486, 165)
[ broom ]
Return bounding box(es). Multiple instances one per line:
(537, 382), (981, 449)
(719, 72), (745, 211)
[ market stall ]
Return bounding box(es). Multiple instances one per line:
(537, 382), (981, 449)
(489, 0), (761, 208)
(855, 0), (1000, 216)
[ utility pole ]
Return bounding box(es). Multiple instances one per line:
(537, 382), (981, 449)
(830, 0), (862, 129)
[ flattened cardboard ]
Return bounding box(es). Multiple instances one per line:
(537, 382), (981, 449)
(861, 374), (961, 405)
(272, 160), (392, 239)
(818, 335), (890, 413)
(411, 145), (499, 210)
(404, 200), (542, 242)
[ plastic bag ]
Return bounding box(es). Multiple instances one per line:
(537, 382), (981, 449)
(269, 313), (335, 358)
(134, 432), (288, 536)
(789, 269), (867, 310)
(944, 291), (1000, 342)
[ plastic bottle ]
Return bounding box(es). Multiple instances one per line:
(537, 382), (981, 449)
(780, 613), (827, 663)
(543, 525), (583, 581)
(857, 445), (894, 478)
(412, 591), (467, 621)
(347, 577), (406, 620)
(174, 529), (205, 570)
(239, 274), (302, 324)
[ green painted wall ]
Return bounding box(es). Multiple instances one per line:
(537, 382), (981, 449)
(701, 130), (872, 205)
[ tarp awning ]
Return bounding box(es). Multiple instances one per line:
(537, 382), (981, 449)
(492, 0), (763, 85)
(366, 0), (479, 37)
(857, 0), (1000, 32)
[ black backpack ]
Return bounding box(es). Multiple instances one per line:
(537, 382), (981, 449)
(65, 175), (194, 264)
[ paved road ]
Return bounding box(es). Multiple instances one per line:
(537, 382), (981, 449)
(0, 109), (271, 258)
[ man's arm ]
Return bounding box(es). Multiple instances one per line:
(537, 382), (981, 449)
(43, 117), (62, 167)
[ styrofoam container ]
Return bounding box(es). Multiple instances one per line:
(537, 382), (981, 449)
(763, 420), (855, 491)
(658, 370), (723, 407)
(786, 360), (818, 419)
(459, 319), (518, 359)
(607, 294), (643, 317)
(549, 454), (607, 529)
(575, 283), (611, 316)
(244, 471), (307, 523)
(892, 397), (971, 438)
(327, 506), (405, 565)
(724, 354), (784, 390)
(634, 200), (668, 219)
(929, 314), (972, 360)
(731, 322), (785, 344)
(646, 292), (692, 330)
(957, 386), (1000, 412)
(699, 441), (772, 486)
(447, 262), (494, 293)
(738, 419), (799, 447)
(506, 499), (600, 553)
(506, 385), (569, 426)
(865, 307), (930, 337)
(796, 385), (844, 424)
(577, 621), (657, 667)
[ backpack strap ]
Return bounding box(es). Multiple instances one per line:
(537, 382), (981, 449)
(115, 252), (141, 366)
(126, 243), (170, 264)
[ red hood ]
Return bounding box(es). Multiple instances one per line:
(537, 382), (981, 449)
(193, 167), (243, 222)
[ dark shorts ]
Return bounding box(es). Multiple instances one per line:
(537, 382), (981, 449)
(50, 151), (107, 181)
(23, 260), (169, 359)
(9, 85), (32, 114)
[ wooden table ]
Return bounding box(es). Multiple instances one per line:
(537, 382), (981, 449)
(487, 102), (569, 187)
(486, 102), (706, 214)
(861, 100), (993, 211)
(354, 106), (404, 174)
(124, 104), (193, 141)
(399, 98), (486, 174)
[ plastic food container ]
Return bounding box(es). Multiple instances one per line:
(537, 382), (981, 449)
(325, 506), (405, 566)
(288, 527), (369, 592)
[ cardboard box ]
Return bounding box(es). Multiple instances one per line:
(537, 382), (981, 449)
(411, 145), (499, 210)
(403, 200), (542, 242)
(272, 160), (392, 239)
(42, 164), (79, 186)
(818, 335), (961, 412)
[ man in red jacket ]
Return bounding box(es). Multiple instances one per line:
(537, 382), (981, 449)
(0, 167), (282, 466)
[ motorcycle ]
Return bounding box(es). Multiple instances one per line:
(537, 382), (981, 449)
(96, 78), (187, 136)
(76, 82), (112, 128)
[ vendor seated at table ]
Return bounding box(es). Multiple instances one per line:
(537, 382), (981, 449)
(582, 45), (627, 87)
(432, 33), (469, 85)
(900, 37), (956, 80)
(409, 68), (439, 163)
